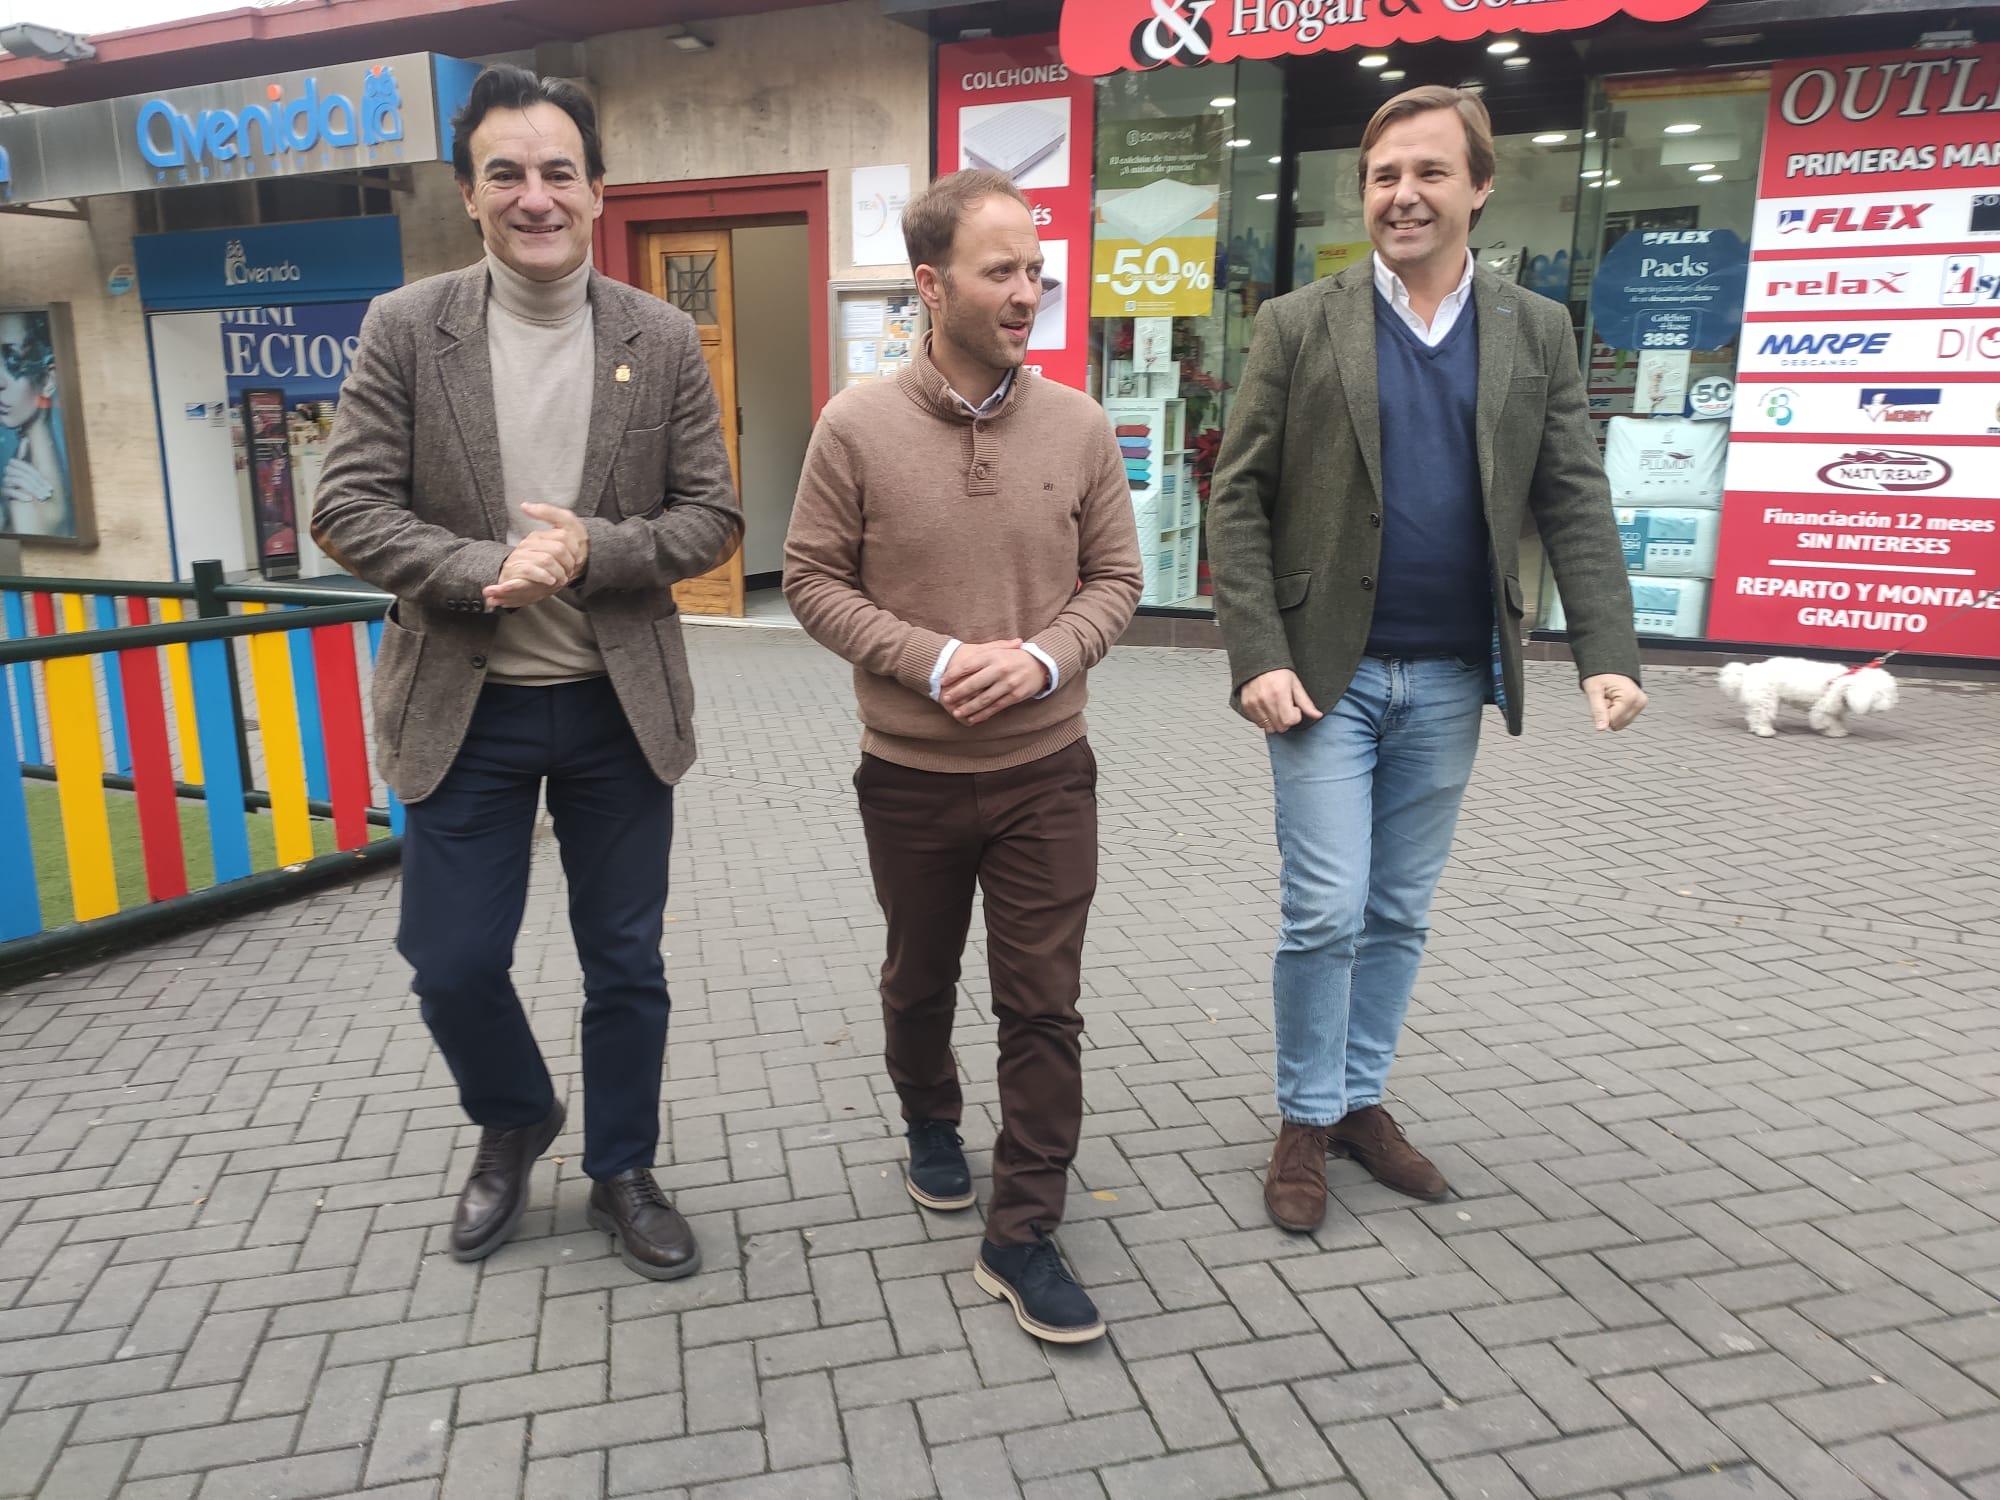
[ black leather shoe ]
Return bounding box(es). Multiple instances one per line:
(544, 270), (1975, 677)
(588, 1168), (701, 1282)
(449, 1101), (566, 1263)
(973, 1233), (1105, 1344)
(906, 1119), (975, 1211)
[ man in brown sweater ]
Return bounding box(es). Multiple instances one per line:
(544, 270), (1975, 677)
(785, 170), (1140, 1344)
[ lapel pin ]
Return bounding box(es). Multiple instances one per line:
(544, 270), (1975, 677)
(614, 363), (632, 383)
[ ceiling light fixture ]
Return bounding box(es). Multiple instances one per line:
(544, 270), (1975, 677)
(1504, 56), (1530, 68)
(1227, 138), (1252, 148)
(1698, 173), (1723, 182)
(1268, 155), (1283, 164)
(1533, 133), (1569, 145)
(1256, 192), (1278, 201)
(1686, 163), (1716, 171)
(661, 23), (713, 51)
(1604, 178), (1622, 187)
(1487, 38), (1520, 54)
(1210, 96), (1237, 108)
(1580, 168), (1603, 177)
(1381, 69), (1407, 81)
(1664, 122), (1702, 134)
(1359, 54), (1390, 68)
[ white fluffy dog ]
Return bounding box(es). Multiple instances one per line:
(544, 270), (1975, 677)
(1718, 657), (1899, 738)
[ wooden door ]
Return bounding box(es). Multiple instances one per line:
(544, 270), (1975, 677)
(644, 229), (745, 617)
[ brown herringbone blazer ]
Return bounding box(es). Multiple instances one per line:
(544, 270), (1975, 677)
(312, 262), (742, 801)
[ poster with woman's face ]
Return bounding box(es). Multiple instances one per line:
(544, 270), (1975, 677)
(0, 307), (92, 545)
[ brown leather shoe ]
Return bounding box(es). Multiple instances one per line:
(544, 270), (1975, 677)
(588, 1168), (701, 1281)
(449, 1102), (566, 1263)
(1328, 1105), (1449, 1201)
(1264, 1120), (1330, 1232)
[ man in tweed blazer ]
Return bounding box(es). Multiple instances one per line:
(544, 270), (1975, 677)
(1208, 86), (1644, 1232)
(313, 66), (740, 1282)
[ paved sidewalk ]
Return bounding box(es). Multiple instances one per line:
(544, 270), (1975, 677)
(3, 628), (1998, 1500)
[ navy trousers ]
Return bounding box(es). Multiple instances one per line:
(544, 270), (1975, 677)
(398, 676), (674, 1181)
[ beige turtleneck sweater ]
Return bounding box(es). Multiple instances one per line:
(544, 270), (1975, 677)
(483, 250), (605, 685)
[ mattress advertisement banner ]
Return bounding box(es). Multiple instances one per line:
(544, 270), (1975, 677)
(1090, 116), (1223, 319)
(1707, 45), (2000, 659)
(935, 35), (1096, 392)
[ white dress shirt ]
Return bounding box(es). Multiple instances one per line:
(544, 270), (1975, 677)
(1373, 251), (1477, 348)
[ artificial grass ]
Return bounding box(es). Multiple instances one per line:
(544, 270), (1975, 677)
(23, 781), (389, 931)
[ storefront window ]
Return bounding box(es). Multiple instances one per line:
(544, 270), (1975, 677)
(1537, 70), (1769, 638)
(1091, 61), (1280, 611)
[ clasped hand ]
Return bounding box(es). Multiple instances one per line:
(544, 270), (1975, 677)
(485, 504), (590, 609)
(939, 639), (1048, 726)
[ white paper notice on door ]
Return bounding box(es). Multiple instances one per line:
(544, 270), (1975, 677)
(851, 165), (912, 267)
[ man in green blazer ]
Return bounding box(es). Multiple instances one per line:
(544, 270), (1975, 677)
(1207, 86), (1646, 1233)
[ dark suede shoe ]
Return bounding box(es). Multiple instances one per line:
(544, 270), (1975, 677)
(1264, 1119), (1330, 1232)
(906, 1119), (975, 1211)
(449, 1101), (566, 1263)
(1328, 1105), (1450, 1201)
(588, 1168), (701, 1282)
(973, 1234), (1105, 1344)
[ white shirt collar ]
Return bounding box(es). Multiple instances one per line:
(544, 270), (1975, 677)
(946, 366), (1015, 418)
(1372, 251), (1476, 320)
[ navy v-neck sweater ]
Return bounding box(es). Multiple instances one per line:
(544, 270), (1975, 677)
(1365, 291), (1493, 659)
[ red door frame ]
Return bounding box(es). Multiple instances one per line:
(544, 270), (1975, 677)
(595, 171), (832, 419)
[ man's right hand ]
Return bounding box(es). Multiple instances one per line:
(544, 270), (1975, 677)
(1240, 669), (1322, 735)
(485, 528), (583, 610)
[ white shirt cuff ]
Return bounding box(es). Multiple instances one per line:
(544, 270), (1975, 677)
(928, 639), (963, 702)
(1020, 642), (1059, 699)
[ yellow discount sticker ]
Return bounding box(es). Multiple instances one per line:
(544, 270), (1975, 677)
(1090, 236), (1216, 319)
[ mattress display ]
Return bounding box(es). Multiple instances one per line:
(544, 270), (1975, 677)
(963, 104), (1068, 180)
(1097, 177), (1219, 246)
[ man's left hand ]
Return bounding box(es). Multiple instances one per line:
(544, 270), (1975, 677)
(1583, 673), (1647, 732)
(940, 643), (1048, 725)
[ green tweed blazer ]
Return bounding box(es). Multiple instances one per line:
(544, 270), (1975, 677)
(1206, 262), (1641, 735)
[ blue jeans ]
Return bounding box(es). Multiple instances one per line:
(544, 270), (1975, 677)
(1268, 655), (1485, 1126)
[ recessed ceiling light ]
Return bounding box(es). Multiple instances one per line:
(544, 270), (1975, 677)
(1487, 38), (1520, 54)
(1381, 69), (1406, 81)
(1580, 168), (1603, 177)
(1686, 163), (1716, 172)
(1503, 55), (1530, 68)
(1210, 96), (1236, 108)
(1664, 122), (1702, 135)
(1256, 192), (1278, 201)
(1604, 178), (1622, 187)
(1585, 180), (1604, 189)
(1267, 155), (1282, 165)
(1698, 173), (1723, 182)
(1227, 138), (1252, 149)
(1585, 130), (1598, 139)
(1533, 133), (1568, 145)
(1359, 54), (1390, 68)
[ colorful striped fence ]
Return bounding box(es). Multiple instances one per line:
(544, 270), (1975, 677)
(0, 570), (398, 951)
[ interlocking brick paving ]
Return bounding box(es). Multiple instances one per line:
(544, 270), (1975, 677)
(3, 627), (1996, 1499)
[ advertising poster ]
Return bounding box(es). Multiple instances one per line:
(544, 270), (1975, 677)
(243, 388), (299, 577)
(1708, 45), (2000, 659)
(221, 299), (368, 577)
(0, 306), (94, 546)
(1090, 116), (1223, 319)
(936, 36), (1095, 391)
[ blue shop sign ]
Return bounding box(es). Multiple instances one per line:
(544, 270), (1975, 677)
(1589, 229), (1749, 353)
(132, 217), (404, 310)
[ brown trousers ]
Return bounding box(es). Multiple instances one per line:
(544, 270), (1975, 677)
(854, 738), (1098, 1246)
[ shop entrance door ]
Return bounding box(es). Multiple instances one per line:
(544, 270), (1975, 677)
(643, 229), (744, 617)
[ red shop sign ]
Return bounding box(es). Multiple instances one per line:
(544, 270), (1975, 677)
(1060, 0), (1709, 76)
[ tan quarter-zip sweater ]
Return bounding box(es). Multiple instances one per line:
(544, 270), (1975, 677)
(784, 339), (1142, 772)
(483, 251), (605, 685)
